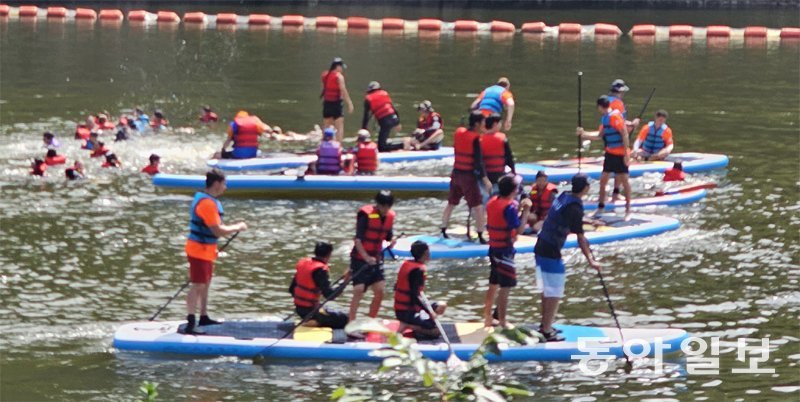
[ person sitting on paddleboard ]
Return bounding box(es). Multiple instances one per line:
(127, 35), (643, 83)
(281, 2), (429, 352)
(348, 190), (398, 322)
(290, 241), (349, 329)
(471, 77), (515, 131)
(352, 129), (379, 175)
(362, 81), (404, 152)
(405, 100), (444, 151)
(526, 171), (558, 234)
(199, 105), (219, 124)
(633, 109), (674, 161)
(577, 95), (632, 220)
(141, 154), (161, 175)
(217, 110), (272, 160)
(184, 169), (248, 335)
(394, 241), (448, 339)
(483, 174), (531, 328)
(480, 112), (516, 203)
(534, 174), (602, 342)
(440, 111), (492, 243)
(313, 127), (344, 175)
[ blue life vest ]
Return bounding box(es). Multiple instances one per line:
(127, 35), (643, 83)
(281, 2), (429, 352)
(642, 122), (668, 154)
(188, 192), (224, 244)
(317, 140), (342, 174)
(478, 85), (506, 114)
(134, 115), (150, 132)
(538, 192), (583, 250)
(601, 111), (624, 151)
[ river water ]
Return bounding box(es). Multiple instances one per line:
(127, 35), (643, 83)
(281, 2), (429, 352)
(1, 6), (799, 401)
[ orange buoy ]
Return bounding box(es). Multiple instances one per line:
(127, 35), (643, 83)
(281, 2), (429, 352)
(183, 12), (206, 23)
(594, 23), (621, 35)
(490, 20), (515, 33)
(347, 16), (369, 29)
(521, 21), (546, 33)
(454, 20), (479, 32)
(417, 18), (442, 31)
(128, 10), (148, 21)
(315, 15), (338, 28)
(558, 23), (582, 34)
(0, 4), (8, 16)
(630, 24), (656, 36)
(282, 14), (304, 26)
(99, 9), (123, 21)
(156, 11), (180, 23)
(780, 27), (800, 39)
(18, 5), (38, 17)
(216, 13), (238, 24)
(75, 8), (97, 20)
(669, 25), (693, 36)
(46, 6), (67, 18)
(248, 14), (270, 25)
(743, 26), (767, 38)
(382, 17), (404, 30)
(706, 25), (731, 37)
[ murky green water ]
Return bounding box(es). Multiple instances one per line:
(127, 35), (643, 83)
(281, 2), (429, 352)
(1, 6), (799, 401)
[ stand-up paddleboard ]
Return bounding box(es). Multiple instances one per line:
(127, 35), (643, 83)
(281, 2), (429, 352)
(517, 153), (729, 183)
(393, 213), (680, 259)
(208, 147), (455, 172)
(113, 319), (688, 362)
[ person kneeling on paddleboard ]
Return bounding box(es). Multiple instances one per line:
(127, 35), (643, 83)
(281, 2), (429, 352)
(289, 242), (349, 329)
(534, 174), (601, 342)
(394, 241), (448, 339)
(483, 174), (531, 328)
(633, 109), (674, 161)
(184, 169), (248, 335)
(526, 171), (558, 234)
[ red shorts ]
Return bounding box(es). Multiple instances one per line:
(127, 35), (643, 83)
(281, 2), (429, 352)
(187, 256), (214, 284)
(448, 170), (482, 208)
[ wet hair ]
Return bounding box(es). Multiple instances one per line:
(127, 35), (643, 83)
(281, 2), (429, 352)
(410, 240), (429, 261)
(154, 109), (164, 119)
(497, 77), (510, 88)
(672, 161), (683, 171)
(314, 241), (334, 258)
(203, 105), (212, 112)
(656, 109), (669, 118)
(468, 111), (485, 130)
(46, 149), (57, 158)
(206, 168), (226, 188)
(65, 169), (78, 180)
(484, 113), (502, 130)
(596, 95), (610, 108)
(149, 154), (160, 164)
(498, 175), (518, 197)
(43, 132), (54, 140)
(106, 153), (118, 163)
(375, 190), (394, 207)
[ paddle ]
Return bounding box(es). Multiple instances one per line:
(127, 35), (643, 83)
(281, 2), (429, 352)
(592, 252), (633, 373)
(577, 71), (583, 173)
(629, 88), (656, 141)
(149, 232), (239, 321)
(418, 292), (464, 370)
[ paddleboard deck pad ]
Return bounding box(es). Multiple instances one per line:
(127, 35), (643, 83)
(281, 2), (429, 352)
(394, 213), (679, 259)
(208, 147), (454, 172)
(517, 152), (729, 183)
(113, 319), (687, 362)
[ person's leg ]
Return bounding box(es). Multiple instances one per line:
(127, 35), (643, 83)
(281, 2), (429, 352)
(199, 282), (210, 316)
(349, 284), (366, 321)
(496, 287), (512, 327)
(597, 172), (610, 212)
(368, 280), (385, 318)
(377, 121), (392, 152)
(541, 296), (561, 331)
(334, 117), (345, 142)
(441, 202), (457, 235)
(471, 204), (486, 241)
(483, 284), (498, 327)
(611, 176), (620, 202)
(186, 283), (199, 316)
(620, 173), (632, 219)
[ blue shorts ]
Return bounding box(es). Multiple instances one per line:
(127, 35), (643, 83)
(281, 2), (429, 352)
(535, 255), (566, 298)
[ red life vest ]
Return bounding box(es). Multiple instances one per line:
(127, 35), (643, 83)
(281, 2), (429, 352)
(95, 119), (115, 130)
(486, 196), (516, 249)
(31, 162), (47, 176)
(75, 126), (91, 140)
(480, 132), (507, 174)
(356, 141), (379, 173)
(417, 112), (443, 132)
(142, 164), (160, 175)
(321, 70), (342, 102)
(292, 257), (329, 308)
(365, 90), (396, 120)
(352, 205), (395, 260)
(150, 117), (169, 128)
(394, 260), (426, 313)
(91, 146), (109, 158)
(45, 155), (67, 166)
(453, 127), (480, 172)
(530, 183), (558, 220)
(663, 168), (685, 182)
(233, 115), (260, 148)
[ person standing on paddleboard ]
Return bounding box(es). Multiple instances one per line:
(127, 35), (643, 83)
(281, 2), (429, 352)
(394, 241), (448, 339)
(184, 169), (248, 335)
(483, 174), (531, 328)
(321, 57), (354, 142)
(607, 79), (641, 201)
(290, 242), (349, 329)
(577, 95), (632, 220)
(534, 174), (602, 342)
(480, 112), (516, 202)
(348, 190), (398, 321)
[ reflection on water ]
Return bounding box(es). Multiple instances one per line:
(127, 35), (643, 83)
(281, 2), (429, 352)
(1, 8), (799, 401)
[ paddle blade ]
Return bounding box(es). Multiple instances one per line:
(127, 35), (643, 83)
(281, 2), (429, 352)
(446, 352), (466, 372)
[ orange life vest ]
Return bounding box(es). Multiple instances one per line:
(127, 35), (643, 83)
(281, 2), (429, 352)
(453, 127), (480, 172)
(90, 146), (109, 158)
(352, 205), (395, 260)
(480, 132), (507, 174)
(394, 260), (426, 313)
(486, 196), (516, 249)
(321, 70), (342, 102)
(75, 126), (91, 140)
(292, 257), (329, 308)
(356, 141), (379, 173)
(530, 182), (558, 220)
(142, 164), (159, 175)
(45, 155), (67, 166)
(233, 115), (260, 149)
(365, 90), (396, 120)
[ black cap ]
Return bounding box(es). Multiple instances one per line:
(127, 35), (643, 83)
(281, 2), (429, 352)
(375, 190), (394, 206)
(571, 174), (590, 193)
(410, 240), (429, 261)
(535, 170), (548, 179)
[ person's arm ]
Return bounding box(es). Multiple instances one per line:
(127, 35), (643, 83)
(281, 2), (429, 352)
(618, 117), (631, 165)
(313, 268), (341, 299)
(470, 91), (485, 110)
(196, 199), (247, 237)
(567, 204), (600, 269)
(361, 100), (371, 129)
(504, 97), (515, 130)
(353, 212), (377, 264)
(633, 126), (648, 151)
(222, 123), (235, 151)
(503, 139), (515, 173)
(657, 128), (674, 157)
(408, 269), (426, 310)
(577, 125), (602, 141)
(472, 137), (491, 192)
(339, 75), (354, 113)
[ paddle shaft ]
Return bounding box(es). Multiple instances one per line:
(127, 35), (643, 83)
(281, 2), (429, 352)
(148, 232), (240, 321)
(592, 255), (631, 367)
(418, 293), (458, 360)
(629, 88), (656, 141)
(577, 72), (583, 172)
